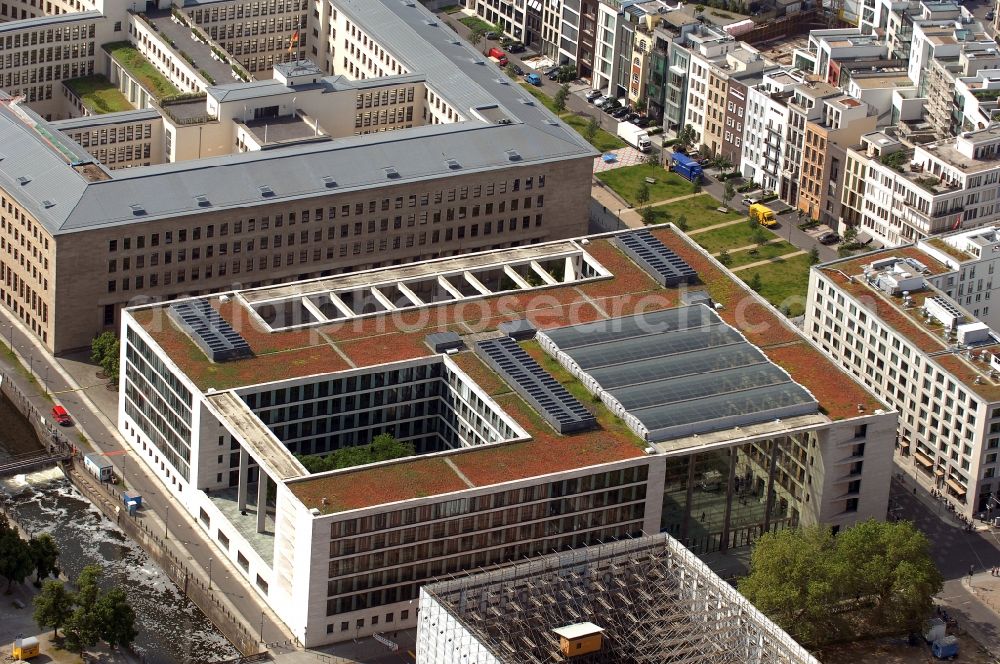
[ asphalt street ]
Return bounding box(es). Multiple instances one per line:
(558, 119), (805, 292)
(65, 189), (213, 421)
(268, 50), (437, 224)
(890, 474), (1000, 651)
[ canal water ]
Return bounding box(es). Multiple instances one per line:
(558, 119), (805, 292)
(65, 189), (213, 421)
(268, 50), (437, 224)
(0, 394), (239, 663)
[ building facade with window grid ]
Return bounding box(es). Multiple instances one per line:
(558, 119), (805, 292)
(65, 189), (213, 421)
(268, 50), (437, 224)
(117, 229), (896, 647)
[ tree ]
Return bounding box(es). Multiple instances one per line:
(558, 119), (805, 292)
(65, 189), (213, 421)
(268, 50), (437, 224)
(583, 115), (600, 143)
(0, 527), (35, 590)
(842, 224), (859, 246)
(90, 331), (120, 382)
(635, 182), (651, 208)
(296, 434), (415, 473)
(716, 156), (733, 175)
(33, 580), (74, 637)
(556, 65), (576, 84)
(691, 180), (702, 194)
(96, 587), (138, 649)
(553, 84), (570, 114)
(808, 246), (820, 266)
(723, 181), (736, 206)
(29, 533), (60, 584)
(469, 29), (484, 48)
(751, 226), (769, 248)
(835, 520), (942, 634)
(640, 206), (657, 225)
(677, 124), (697, 151)
(739, 521), (942, 647)
(64, 565), (102, 654)
(718, 249), (732, 266)
(747, 273), (763, 292)
(674, 214), (688, 231)
(504, 63), (518, 79)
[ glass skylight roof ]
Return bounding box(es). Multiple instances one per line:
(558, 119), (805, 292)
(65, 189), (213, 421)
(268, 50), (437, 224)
(538, 306), (819, 442)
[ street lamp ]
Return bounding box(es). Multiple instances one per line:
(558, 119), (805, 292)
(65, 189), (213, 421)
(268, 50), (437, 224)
(28, 354), (34, 379)
(44, 366), (49, 396)
(208, 557), (213, 590)
(260, 609), (265, 644)
(165, 504), (170, 540)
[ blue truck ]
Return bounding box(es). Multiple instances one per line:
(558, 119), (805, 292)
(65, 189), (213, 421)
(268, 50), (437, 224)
(671, 152), (703, 183)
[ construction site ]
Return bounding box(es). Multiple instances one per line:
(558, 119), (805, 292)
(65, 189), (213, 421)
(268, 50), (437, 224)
(416, 533), (820, 664)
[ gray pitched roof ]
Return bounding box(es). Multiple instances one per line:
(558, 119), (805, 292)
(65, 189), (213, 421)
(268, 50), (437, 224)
(0, 0), (596, 236)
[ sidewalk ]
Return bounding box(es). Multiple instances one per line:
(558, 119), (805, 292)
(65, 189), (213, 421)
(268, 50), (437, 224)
(894, 453), (988, 531)
(730, 250), (806, 272)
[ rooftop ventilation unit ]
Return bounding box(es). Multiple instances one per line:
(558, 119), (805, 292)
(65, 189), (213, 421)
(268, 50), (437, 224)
(615, 230), (697, 287)
(322, 176), (337, 188)
(168, 299), (253, 363)
(258, 185), (275, 197)
(445, 158), (461, 170)
(424, 18), (438, 26)
(16, 176), (30, 185)
(475, 337), (596, 434)
(426, 331), (463, 353)
(195, 195), (211, 207)
(505, 149), (522, 161)
(384, 166), (400, 179)
(42, 200), (55, 209)
(129, 204), (146, 216)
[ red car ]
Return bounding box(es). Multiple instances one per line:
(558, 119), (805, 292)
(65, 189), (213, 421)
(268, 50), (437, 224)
(52, 405), (72, 426)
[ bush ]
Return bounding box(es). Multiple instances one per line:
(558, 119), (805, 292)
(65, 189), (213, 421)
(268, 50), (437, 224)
(296, 434), (415, 473)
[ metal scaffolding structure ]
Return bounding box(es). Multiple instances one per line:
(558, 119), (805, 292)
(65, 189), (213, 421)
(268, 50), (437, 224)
(418, 533), (820, 664)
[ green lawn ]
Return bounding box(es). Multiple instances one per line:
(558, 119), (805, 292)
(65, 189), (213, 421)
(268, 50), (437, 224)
(104, 42), (180, 99)
(441, 4), (463, 13)
(654, 194), (743, 230)
(561, 113), (626, 152)
(692, 221), (778, 254)
(519, 83), (560, 113)
(739, 254), (813, 317)
(459, 16), (496, 33)
(725, 241), (798, 268)
(63, 75), (132, 114)
(597, 164), (693, 206)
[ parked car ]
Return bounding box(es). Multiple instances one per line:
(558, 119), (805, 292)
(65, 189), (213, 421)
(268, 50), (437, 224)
(524, 73), (542, 86)
(634, 116), (652, 127)
(593, 95), (611, 107)
(585, 89), (603, 102)
(484, 31), (500, 40)
(742, 195), (760, 206)
(611, 107), (630, 119)
(819, 231), (841, 245)
(52, 405), (72, 426)
(486, 47), (508, 66)
(510, 64), (524, 76)
(988, 9), (995, 19)
(625, 112), (641, 123)
(508, 41), (526, 53)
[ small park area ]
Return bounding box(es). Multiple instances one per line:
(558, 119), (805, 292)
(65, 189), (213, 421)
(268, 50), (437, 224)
(736, 253), (812, 316)
(596, 164), (693, 206)
(652, 194), (743, 231)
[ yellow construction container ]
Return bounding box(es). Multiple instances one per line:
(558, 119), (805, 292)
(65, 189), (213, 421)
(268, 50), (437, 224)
(552, 623), (605, 658)
(12, 636), (40, 660)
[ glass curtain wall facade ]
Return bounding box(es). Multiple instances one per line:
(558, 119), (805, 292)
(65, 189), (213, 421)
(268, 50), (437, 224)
(123, 327), (195, 481)
(239, 359), (519, 457)
(661, 435), (814, 555)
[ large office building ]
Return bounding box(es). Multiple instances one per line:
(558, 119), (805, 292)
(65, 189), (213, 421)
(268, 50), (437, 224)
(118, 225), (895, 646)
(0, 0), (597, 354)
(418, 533), (820, 664)
(808, 242), (1000, 517)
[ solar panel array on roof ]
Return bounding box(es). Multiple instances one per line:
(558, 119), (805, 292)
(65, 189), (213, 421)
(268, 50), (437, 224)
(615, 230), (697, 287)
(169, 300), (252, 363)
(538, 306), (818, 442)
(475, 337), (596, 434)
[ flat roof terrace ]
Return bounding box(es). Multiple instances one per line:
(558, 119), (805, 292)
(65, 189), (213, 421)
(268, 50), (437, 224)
(130, 229), (886, 514)
(819, 246), (1000, 401)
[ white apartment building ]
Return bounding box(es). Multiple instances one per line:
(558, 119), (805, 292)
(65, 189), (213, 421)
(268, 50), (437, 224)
(469, 0), (562, 57)
(908, 17), (993, 95)
(680, 29), (757, 148)
(809, 248), (1000, 517)
(591, 0), (673, 99)
(917, 225), (1000, 329)
(740, 69), (803, 195)
(843, 127), (1000, 247)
